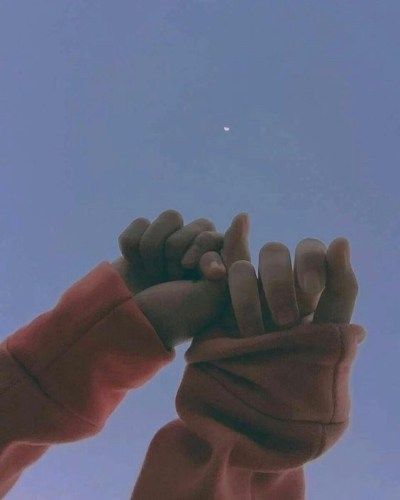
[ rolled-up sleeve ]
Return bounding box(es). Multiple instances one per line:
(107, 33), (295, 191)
(132, 322), (365, 500)
(0, 261), (174, 498)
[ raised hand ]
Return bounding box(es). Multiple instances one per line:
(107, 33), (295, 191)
(123, 212), (251, 349)
(225, 236), (358, 337)
(112, 209), (226, 295)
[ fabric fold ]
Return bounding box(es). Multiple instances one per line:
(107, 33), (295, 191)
(0, 261), (174, 498)
(132, 322), (365, 499)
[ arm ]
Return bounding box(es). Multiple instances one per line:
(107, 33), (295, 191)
(133, 322), (364, 500)
(131, 236), (366, 500)
(0, 261), (173, 498)
(0, 209), (229, 498)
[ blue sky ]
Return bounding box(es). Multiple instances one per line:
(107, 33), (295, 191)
(1, 1), (399, 498)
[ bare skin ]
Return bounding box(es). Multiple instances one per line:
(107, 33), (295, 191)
(227, 236), (358, 337)
(111, 210), (358, 348)
(112, 212), (248, 348)
(112, 210), (226, 295)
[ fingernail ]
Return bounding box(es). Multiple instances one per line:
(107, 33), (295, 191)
(209, 261), (226, 274)
(301, 270), (323, 294)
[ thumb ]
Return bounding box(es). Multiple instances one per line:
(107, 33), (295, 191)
(187, 213), (251, 337)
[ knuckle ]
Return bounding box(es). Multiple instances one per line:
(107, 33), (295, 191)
(164, 235), (182, 256)
(132, 217), (151, 226)
(118, 232), (138, 249)
(348, 274), (359, 294)
(331, 274), (358, 296)
(193, 231), (215, 247)
(118, 218), (149, 246)
(160, 209), (184, 225)
(161, 209), (181, 218)
(194, 218), (216, 230)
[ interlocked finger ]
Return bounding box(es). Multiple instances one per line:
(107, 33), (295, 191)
(139, 210), (184, 282)
(164, 218), (216, 280)
(198, 251), (226, 281)
(118, 217), (151, 263)
(181, 230), (224, 269)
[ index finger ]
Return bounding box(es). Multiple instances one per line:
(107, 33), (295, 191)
(221, 213), (251, 270)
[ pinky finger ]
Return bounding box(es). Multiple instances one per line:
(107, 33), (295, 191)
(313, 238), (359, 325)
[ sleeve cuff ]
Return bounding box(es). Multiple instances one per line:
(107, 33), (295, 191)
(6, 261), (175, 429)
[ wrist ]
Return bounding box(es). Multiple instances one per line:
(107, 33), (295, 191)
(111, 257), (137, 296)
(133, 290), (175, 351)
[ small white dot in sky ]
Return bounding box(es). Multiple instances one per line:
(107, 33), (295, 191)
(224, 126), (230, 132)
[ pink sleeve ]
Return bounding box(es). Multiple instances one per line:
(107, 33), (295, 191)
(131, 322), (366, 500)
(0, 261), (174, 498)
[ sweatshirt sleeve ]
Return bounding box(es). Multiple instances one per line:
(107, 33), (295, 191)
(131, 322), (365, 500)
(0, 261), (174, 498)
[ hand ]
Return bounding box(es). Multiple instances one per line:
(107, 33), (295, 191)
(225, 236), (358, 337)
(132, 213), (251, 349)
(112, 209), (226, 295)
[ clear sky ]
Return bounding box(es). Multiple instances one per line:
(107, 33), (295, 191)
(1, 1), (399, 499)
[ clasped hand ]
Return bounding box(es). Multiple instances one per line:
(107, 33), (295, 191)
(112, 210), (358, 349)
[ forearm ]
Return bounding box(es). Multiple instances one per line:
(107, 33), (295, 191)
(131, 418), (305, 500)
(0, 261), (174, 497)
(131, 321), (365, 499)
